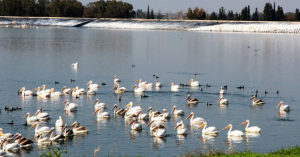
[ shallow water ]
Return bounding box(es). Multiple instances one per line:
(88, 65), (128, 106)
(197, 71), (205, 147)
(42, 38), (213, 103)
(0, 27), (300, 156)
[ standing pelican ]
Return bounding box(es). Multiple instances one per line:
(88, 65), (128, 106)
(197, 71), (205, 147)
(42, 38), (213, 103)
(277, 101), (290, 111)
(87, 80), (99, 88)
(250, 95), (264, 105)
(92, 99), (107, 110)
(69, 121), (88, 134)
(93, 107), (110, 119)
(128, 119), (142, 130)
(186, 94), (199, 104)
(174, 121), (187, 135)
(61, 86), (72, 94)
(222, 124), (244, 137)
(169, 83), (179, 90)
(186, 112), (205, 124)
(239, 120), (261, 133)
(63, 99), (78, 112)
(171, 106), (184, 115)
(19, 87), (33, 96)
(197, 122), (218, 135)
(113, 76), (121, 82)
(189, 79), (200, 87)
(132, 85), (144, 93)
(30, 122), (50, 134)
(55, 116), (63, 127)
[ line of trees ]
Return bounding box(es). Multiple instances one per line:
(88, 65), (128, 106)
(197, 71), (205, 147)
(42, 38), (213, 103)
(0, 0), (135, 18)
(186, 3), (300, 21)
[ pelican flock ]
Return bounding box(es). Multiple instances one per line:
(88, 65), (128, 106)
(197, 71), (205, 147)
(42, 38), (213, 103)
(12, 71), (290, 156)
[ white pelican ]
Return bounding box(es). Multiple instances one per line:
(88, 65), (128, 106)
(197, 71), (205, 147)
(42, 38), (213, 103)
(217, 97), (229, 105)
(71, 62), (78, 68)
(24, 112), (38, 123)
(62, 124), (73, 137)
(72, 86), (86, 96)
(174, 121), (187, 135)
(138, 107), (152, 120)
(151, 126), (166, 137)
(239, 120), (261, 133)
(222, 124), (244, 137)
(93, 108), (110, 119)
(13, 134), (33, 148)
(55, 116), (63, 127)
(156, 80), (162, 87)
(35, 134), (51, 144)
(277, 101), (290, 111)
(112, 104), (126, 116)
(250, 95), (264, 105)
(169, 83), (179, 90)
(171, 106), (184, 115)
(19, 87), (33, 96)
(136, 79), (146, 88)
(113, 84), (126, 94)
(186, 94), (199, 104)
(34, 87), (50, 97)
(113, 76), (121, 82)
(1, 137), (20, 152)
(34, 110), (50, 120)
(92, 99), (107, 110)
(197, 122), (218, 135)
(86, 87), (97, 95)
(144, 82), (153, 89)
(87, 80), (99, 88)
(219, 87), (225, 94)
(49, 88), (62, 97)
(40, 85), (51, 93)
(132, 85), (144, 93)
(0, 129), (14, 142)
(69, 121), (88, 134)
(30, 122), (50, 134)
(126, 102), (142, 115)
(61, 86), (72, 94)
(128, 119), (142, 130)
(63, 99), (78, 112)
(186, 112), (205, 124)
(47, 127), (65, 142)
(149, 112), (166, 122)
(162, 109), (171, 119)
(189, 79), (200, 87)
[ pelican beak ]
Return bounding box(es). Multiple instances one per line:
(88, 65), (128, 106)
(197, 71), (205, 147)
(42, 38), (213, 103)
(197, 123), (206, 130)
(112, 104), (117, 110)
(34, 110), (41, 116)
(239, 121), (248, 126)
(30, 123), (38, 129)
(19, 88), (24, 93)
(217, 98), (222, 103)
(61, 87), (66, 91)
(171, 107), (176, 113)
(168, 83), (172, 86)
(125, 103), (131, 108)
(250, 95), (255, 100)
(33, 87), (39, 91)
(23, 113), (29, 118)
(93, 109), (100, 114)
(62, 100), (68, 104)
(276, 102), (283, 108)
(92, 99), (98, 104)
(145, 107), (152, 113)
(174, 124), (182, 130)
(128, 120), (135, 125)
(186, 113), (193, 120)
(189, 79), (193, 84)
(151, 126), (159, 132)
(87, 81), (91, 85)
(135, 80), (140, 83)
(0, 132), (7, 137)
(222, 125), (230, 130)
(147, 120), (154, 127)
(46, 128), (54, 135)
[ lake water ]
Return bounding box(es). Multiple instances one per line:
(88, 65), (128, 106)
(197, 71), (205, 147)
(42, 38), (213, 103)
(0, 26), (300, 156)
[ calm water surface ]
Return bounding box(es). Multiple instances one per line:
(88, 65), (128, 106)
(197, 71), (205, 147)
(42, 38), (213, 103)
(0, 27), (300, 156)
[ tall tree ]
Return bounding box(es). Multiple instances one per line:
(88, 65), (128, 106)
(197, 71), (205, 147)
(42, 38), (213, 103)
(150, 9), (154, 19)
(186, 7), (193, 19)
(263, 2), (274, 21)
(227, 10), (234, 20)
(146, 5), (149, 19)
(210, 12), (218, 20)
(276, 5), (284, 21)
(252, 8), (259, 21)
(247, 5), (250, 20)
(241, 6), (248, 20)
(218, 6), (226, 20)
(295, 8), (300, 21)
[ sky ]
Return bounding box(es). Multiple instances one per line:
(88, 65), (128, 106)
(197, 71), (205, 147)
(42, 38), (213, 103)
(78, 0), (299, 13)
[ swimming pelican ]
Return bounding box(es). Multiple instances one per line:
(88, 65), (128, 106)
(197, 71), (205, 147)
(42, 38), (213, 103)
(71, 62), (78, 68)
(1, 137), (20, 152)
(24, 112), (39, 123)
(186, 112), (205, 124)
(186, 94), (199, 104)
(0, 129), (14, 142)
(69, 121), (88, 134)
(151, 126), (166, 137)
(86, 87), (97, 95)
(144, 82), (153, 89)
(63, 124), (73, 137)
(30, 122), (50, 134)
(49, 88), (62, 97)
(35, 134), (51, 144)
(132, 85), (144, 93)
(34, 87), (50, 97)
(61, 86), (72, 94)
(277, 101), (290, 111)
(217, 96), (229, 105)
(72, 86), (86, 96)
(156, 80), (162, 87)
(40, 85), (51, 93)
(0, 139), (6, 156)
(13, 134), (33, 148)
(171, 106), (184, 115)
(113, 84), (126, 94)
(126, 102), (142, 115)
(197, 122), (218, 135)
(149, 112), (166, 122)
(174, 121), (187, 135)
(55, 116), (63, 127)
(169, 83), (179, 90)
(138, 107), (152, 120)
(250, 95), (264, 105)
(189, 79), (200, 87)
(63, 99), (78, 112)
(34, 109), (50, 120)
(136, 79), (146, 88)
(93, 107), (110, 119)
(112, 104), (126, 115)
(162, 109), (171, 119)
(92, 99), (107, 110)
(128, 119), (142, 130)
(239, 120), (261, 133)
(87, 80), (99, 88)
(19, 87), (33, 96)
(113, 76), (121, 82)
(222, 124), (244, 137)
(47, 127), (65, 142)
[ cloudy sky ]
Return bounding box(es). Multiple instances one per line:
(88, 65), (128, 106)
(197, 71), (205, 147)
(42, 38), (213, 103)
(78, 0), (299, 13)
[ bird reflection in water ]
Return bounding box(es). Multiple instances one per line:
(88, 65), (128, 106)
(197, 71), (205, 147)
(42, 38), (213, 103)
(151, 137), (166, 150)
(278, 110), (289, 118)
(244, 132), (261, 145)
